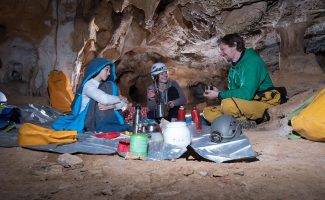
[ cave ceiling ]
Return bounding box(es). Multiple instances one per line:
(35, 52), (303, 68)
(0, 0), (324, 104)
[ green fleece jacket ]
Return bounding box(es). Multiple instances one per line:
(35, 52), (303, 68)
(219, 48), (274, 100)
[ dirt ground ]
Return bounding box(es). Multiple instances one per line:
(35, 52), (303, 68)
(0, 83), (324, 200)
(0, 128), (324, 200)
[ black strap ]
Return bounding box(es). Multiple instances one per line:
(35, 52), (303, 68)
(256, 86), (288, 104)
(231, 98), (243, 117)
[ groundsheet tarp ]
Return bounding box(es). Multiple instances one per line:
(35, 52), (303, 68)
(0, 104), (256, 163)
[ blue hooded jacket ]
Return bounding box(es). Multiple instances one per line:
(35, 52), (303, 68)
(52, 58), (127, 133)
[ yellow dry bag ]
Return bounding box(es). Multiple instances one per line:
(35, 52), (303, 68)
(18, 123), (77, 146)
(291, 88), (325, 142)
(48, 70), (74, 113)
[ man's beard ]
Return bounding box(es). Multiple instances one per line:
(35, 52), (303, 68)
(222, 56), (232, 63)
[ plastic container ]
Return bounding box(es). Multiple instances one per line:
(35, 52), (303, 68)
(130, 134), (148, 156)
(149, 132), (163, 143)
(163, 122), (191, 148)
(186, 118), (196, 139)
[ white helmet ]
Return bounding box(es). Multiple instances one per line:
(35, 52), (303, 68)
(150, 63), (167, 77)
(0, 91), (7, 103)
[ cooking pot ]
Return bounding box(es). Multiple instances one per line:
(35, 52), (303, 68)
(144, 123), (159, 133)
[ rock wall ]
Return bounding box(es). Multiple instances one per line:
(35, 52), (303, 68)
(0, 0), (324, 105)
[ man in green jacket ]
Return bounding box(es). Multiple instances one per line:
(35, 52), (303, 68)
(203, 33), (282, 123)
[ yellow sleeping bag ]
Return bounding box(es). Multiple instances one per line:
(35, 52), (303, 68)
(18, 123), (77, 146)
(291, 88), (325, 142)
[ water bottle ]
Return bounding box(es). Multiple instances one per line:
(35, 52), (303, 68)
(155, 102), (165, 118)
(191, 106), (202, 131)
(177, 106), (186, 121)
(132, 104), (142, 133)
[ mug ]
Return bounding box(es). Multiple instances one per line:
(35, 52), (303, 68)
(117, 140), (130, 152)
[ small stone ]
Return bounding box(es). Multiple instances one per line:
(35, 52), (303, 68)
(199, 171), (208, 177)
(57, 153), (84, 169)
(89, 168), (103, 177)
(101, 188), (113, 196)
(50, 189), (59, 194)
(80, 168), (88, 172)
(124, 152), (147, 160)
(183, 168), (194, 176)
(234, 171), (245, 176)
(31, 163), (63, 176)
(212, 171), (229, 177)
(39, 176), (48, 181)
(74, 174), (84, 180)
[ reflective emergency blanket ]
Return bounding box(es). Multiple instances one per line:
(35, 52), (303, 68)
(0, 104), (256, 163)
(190, 126), (256, 163)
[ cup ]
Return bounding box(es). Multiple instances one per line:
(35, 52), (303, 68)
(117, 140), (130, 152)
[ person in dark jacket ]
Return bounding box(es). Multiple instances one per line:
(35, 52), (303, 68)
(147, 62), (187, 121)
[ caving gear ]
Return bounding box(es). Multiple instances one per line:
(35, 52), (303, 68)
(150, 62), (167, 78)
(19, 123), (77, 146)
(0, 91), (7, 103)
(210, 114), (242, 143)
(48, 70), (74, 113)
(291, 88), (325, 142)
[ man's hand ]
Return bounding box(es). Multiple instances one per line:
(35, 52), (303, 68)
(98, 103), (115, 110)
(203, 86), (220, 100)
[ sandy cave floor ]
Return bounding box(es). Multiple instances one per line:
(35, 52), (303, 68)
(0, 128), (324, 200)
(0, 82), (324, 200)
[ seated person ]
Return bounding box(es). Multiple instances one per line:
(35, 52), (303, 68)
(203, 33), (285, 124)
(52, 58), (129, 133)
(147, 62), (187, 121)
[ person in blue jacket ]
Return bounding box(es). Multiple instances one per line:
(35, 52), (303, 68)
(52, 58), (130, 133)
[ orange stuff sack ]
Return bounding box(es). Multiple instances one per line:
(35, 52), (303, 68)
(18, 123), (77, 146)
(291, 88), (325, 142)
(48, 70), (74, 113)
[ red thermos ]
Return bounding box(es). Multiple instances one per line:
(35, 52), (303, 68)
(177, 106), (186, 121)
(191, 106), (202, 131)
